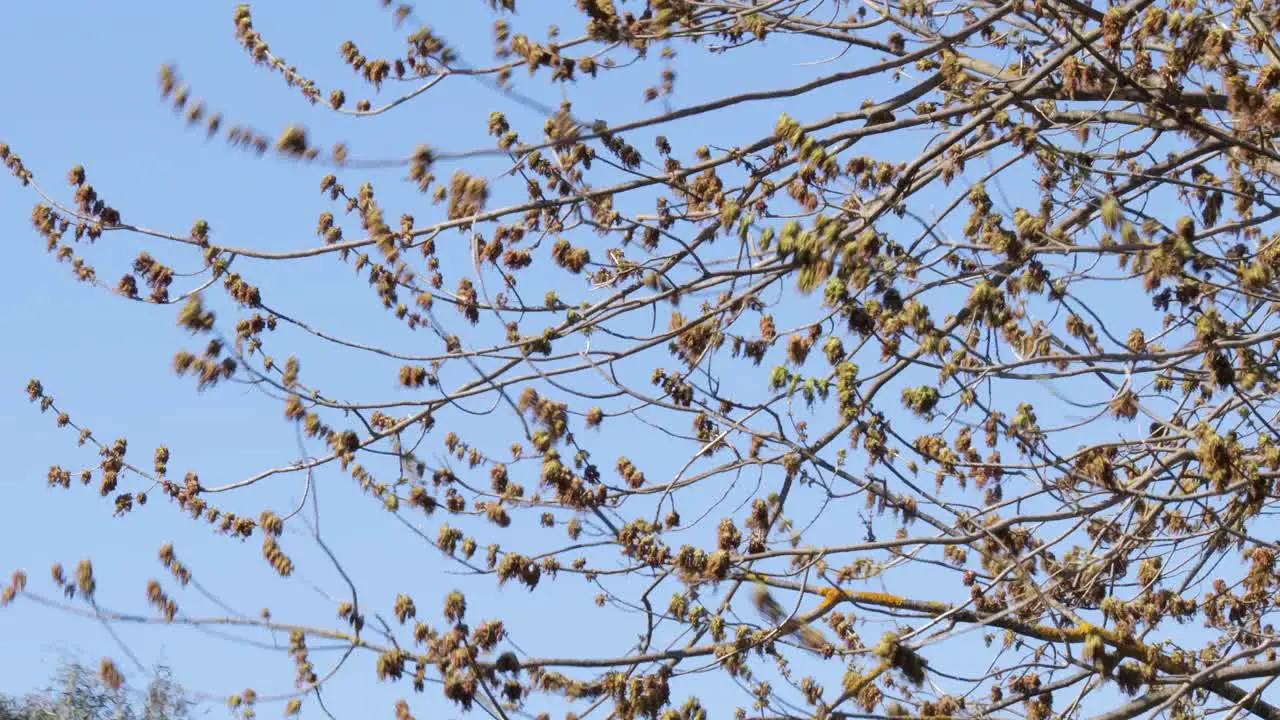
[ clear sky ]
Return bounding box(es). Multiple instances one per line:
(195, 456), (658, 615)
(0, 1), (1248, 719)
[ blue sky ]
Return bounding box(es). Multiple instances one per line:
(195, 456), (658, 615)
(1, 1), (1258, 718)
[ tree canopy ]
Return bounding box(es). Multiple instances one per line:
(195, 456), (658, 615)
(5, 0), (1280, 718)
(0, 660), (194, 720)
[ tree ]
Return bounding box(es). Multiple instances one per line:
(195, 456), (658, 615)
(0, 660), (195, 720)
(4, 0), (1280, 717)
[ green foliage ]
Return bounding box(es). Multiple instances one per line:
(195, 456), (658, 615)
(0, 661), (194, 720)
